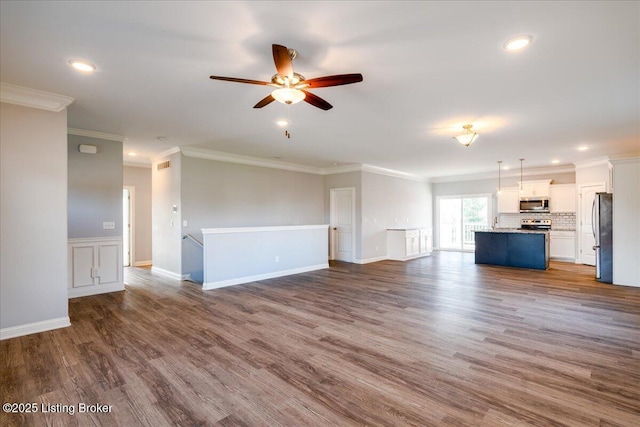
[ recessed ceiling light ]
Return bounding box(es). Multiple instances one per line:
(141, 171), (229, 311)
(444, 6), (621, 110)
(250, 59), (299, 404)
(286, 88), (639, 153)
(68, 59), (96, 73)
(503, 166), (510, 170)
(551, 159), (560, 164)
(128, 152), (137, 157)
(157, 136), (167, 141)
(276, 120), (289, 127)
(577, 145), (589, 151)
(504, 35), (532, 51)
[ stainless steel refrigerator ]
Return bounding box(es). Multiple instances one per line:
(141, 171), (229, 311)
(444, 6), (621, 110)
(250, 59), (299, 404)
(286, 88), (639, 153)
(592, 192), (613, 283)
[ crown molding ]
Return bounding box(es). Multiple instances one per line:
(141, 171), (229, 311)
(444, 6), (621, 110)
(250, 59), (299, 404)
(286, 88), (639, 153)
(322, 164), (363, 175)
(429, 164), (576, 184)
(68, 127), (125, 142)
(573, 157), (611, 169)
(123, 161), (152, 169)
(1, 82), (74, 112)
(154, 147), (181, 161)
(360, 164), (425, 181)
(181, 146), (325, 175)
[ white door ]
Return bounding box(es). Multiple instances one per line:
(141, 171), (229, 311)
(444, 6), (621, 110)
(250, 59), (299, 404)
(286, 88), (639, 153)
(330, 187), (355, 262)
(123, 187), (133, 267)
(579, 183), (605, 266)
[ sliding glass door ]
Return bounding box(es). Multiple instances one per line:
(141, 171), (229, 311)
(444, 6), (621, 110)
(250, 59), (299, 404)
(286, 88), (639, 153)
(438, 195), (491, 250)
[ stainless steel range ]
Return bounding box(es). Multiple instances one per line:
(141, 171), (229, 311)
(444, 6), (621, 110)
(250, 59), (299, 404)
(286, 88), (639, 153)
(520, 219), (551, 230)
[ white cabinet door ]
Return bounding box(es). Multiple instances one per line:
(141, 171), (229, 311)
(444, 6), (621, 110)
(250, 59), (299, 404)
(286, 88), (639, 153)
(550, 231), (576, 260)
(68, 238), (123, 298)
(519, 180), (551, 198)
(497, 188), (519, 213)
(550, 184), (576, 212)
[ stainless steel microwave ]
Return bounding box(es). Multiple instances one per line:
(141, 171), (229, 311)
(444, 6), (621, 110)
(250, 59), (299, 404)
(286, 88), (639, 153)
(519, 197), (550, 213)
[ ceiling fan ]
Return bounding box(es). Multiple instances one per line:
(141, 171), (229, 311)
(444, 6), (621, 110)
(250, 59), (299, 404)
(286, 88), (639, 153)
(209, 44), (363, 111)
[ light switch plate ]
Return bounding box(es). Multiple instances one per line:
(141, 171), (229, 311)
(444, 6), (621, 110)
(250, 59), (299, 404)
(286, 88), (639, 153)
(103, 221), (116, 230)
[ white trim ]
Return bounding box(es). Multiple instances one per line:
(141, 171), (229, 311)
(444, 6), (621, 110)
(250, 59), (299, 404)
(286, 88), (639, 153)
(151, 266), (183, 280)
(609, 156), (640, 165)
(68, 127), (125, 142)
(154, 147), (181, 161)
(354, 256), (387, 264)
(123, 186), (135, 267)
(133, 260), (152, 267)
(123, 162), (152, 169)
(181, 146), (325, 175)
(330, 187), (356, 262)
(68, 236), (122, 244)
(429, 165), (576, 184)
(68, 282), (125, 299)
(202, 224), (329, 235)
(0, 316), (71, 340)
(573, 157), (611, 169)
(203, 263), (329, 290)
(0, 82), (74, 112)
(360, 164), (424, 181)
(322, 164), (363, 175)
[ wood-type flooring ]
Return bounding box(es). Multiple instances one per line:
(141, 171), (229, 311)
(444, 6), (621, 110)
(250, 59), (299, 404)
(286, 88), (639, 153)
(1, 251), (639, 426)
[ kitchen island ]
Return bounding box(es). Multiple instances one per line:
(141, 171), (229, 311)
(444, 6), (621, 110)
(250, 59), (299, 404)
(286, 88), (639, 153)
(474, 229), (549, 270)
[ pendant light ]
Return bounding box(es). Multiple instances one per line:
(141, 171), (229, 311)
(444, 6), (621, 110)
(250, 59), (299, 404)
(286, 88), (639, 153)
(497, 161), (502, 194)
(519, 158), (524, 192)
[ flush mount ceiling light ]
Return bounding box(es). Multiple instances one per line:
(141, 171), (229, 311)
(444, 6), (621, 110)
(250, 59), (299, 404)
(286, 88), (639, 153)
(577, 145), (589, 151)
(453, 124), (479, 147)
(504, 35), (533, 51)
(68, 59), (96, 73)
(276, 119), (289, 127)
(271, 87), (306, 105)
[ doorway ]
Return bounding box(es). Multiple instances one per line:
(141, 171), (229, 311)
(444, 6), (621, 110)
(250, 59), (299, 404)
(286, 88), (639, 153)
(123, 187), (135, 267)
(437, 194), (491, 251)
(330, 187), (355, 262)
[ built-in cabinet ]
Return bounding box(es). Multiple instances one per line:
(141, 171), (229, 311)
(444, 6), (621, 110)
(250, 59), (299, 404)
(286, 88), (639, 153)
(549, 230), (576, 261)
(550, 184), (576, 212)
(387, 228), (432, 261)
(68, 238), (124, 298)
(518, 180), (551, 198)
(497, 188), (519, 213)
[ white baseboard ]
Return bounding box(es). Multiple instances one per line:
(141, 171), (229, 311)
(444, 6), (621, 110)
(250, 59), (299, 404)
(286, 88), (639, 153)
(68, 282), (125, 299)
(354, 256), (388, 264)
(151, 266), (183, 280)
(133, 260), (152, 267)
(203, 263), (329, 290)
(551, 257), (576, 263)
(1, 316), (71, 340)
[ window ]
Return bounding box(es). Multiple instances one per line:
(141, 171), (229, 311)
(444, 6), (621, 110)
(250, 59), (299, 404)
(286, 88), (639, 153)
(437, 194), (491, 251)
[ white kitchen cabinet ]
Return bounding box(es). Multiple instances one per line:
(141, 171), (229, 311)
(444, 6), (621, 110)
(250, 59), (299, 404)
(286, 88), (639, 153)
(497, 187), (519, 213)
(387, 228), (431, 261)
(550, 230), (576, 261)
(518, 180), (552, 198)
(550, 184), (576, 212)
(68, 238), (124, 298)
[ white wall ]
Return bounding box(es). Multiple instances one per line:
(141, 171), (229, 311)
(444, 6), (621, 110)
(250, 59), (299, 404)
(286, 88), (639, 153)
(1, 102), (70, 338)
(68, 134), (123, 238)
(123, 165), (152, 265)
(361, 172), (432, 262)
(611, 158), (640, 287)
(151, 152), (182, 278)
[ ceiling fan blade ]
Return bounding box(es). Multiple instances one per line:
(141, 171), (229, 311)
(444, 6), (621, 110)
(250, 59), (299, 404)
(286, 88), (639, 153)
(253, 94), (275, 109)
(303, 73), (363, 88)
(272, 44), (293, 80)
(209, 76), (269, 85)
(302, 90), (333, 110)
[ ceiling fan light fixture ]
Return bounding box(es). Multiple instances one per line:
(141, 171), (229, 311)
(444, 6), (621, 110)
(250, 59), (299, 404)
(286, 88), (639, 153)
(271, 88), (305, 105)
(453, 124), (479, 146)
(504, 35), (532, 51)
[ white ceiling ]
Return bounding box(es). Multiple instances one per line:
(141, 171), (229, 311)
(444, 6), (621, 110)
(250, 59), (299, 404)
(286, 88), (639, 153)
(1, 1), (638, 180)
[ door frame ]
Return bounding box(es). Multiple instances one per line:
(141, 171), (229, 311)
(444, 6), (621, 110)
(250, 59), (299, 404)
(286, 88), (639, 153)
(329, 187), (356, 262)
(123, 186), (135, 267)
(577, 182), (605, 265)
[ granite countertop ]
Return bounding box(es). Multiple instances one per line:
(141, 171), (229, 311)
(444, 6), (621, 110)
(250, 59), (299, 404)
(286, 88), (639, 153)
(474, 228), (549, 234)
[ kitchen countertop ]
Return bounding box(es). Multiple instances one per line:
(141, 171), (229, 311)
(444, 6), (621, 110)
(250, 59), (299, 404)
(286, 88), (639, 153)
(474, 228), (549, 234)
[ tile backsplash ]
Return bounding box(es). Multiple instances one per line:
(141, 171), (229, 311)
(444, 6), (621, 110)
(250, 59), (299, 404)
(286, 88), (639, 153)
(498, 212), (576, 230)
